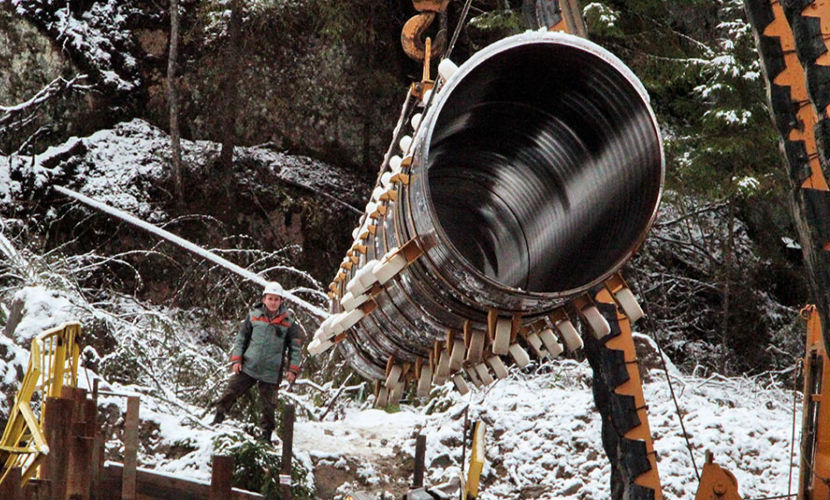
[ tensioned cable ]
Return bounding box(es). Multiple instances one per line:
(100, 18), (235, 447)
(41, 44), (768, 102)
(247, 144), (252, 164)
(788, 359), (802, 498)
(631, 269), (700, 482)
(444, 0), (474, 62)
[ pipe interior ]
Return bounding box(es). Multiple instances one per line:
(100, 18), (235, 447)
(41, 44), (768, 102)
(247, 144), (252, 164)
(426, 42), (662, 294)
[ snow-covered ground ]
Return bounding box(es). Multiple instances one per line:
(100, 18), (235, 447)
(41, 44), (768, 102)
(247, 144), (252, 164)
(0, 291), (801, 500)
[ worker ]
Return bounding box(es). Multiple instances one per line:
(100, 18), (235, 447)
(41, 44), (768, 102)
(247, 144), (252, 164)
(212, 282), (303, 442)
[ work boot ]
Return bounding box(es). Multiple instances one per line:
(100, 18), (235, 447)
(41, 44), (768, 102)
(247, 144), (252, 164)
(211, 410), (225, 425)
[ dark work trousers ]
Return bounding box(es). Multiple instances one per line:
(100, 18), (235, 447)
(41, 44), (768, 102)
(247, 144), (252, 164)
(216, 371), (278, 432)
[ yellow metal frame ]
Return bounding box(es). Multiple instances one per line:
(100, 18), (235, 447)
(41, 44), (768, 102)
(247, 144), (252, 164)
(465, 421), (485, 499)
(0, 322), (82, 487)
(800, 305), (830, 500)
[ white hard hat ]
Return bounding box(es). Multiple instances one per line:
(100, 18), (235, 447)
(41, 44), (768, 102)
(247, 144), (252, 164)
(262, 282), (284, 297)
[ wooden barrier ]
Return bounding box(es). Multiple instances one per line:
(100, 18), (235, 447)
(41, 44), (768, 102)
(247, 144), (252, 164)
(210, 456), (234, 500)
(0, 467), (20, 500)
(101, 463), (264, 500)
(66, 397), (95, 500)
(279, 404), (295, 500)
(42, 396), (73, 500)
(413, 434), (426, 488)
(22, 478), (49, 500)
(123, 396), (140, 500)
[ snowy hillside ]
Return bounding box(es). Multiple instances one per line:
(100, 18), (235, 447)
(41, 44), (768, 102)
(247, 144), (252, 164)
(0, 119), (805, 499)
(0, 296), (801, 500)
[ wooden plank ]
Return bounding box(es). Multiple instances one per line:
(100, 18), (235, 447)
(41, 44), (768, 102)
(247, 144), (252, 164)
(42, 396), (73, 500)
(209, 456), (234, 500)
(67, 421), (93, 500)
(0, 467), (21, 500)
(122, 396), (140, 500)
(22, 479), (49, 500)
(103, 464), (264, 500)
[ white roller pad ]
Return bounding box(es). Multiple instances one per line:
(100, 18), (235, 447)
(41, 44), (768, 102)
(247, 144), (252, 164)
(438, 58), (459, 80)
(385, 364), (402, 389)
(487, 355), (508, 379)
(389, 155), (402, 173)
(452, 373), (470, 395)
(335, 308), (364, 332)
(492, 318), (511, 355)
(345, 273), (364, 297)
(474, 363), (494, 385)
(410, 113), (423, 129)
(582, 305), (611, 339)
(525, 332), (547, 358)
(340, 291), (369, 312)
(307, 338), (334, 356)
(422, 89), (433, 104)
(329, 313), (347, 335)
(399, 135), (413, 153)
(555, 320), (583, 351)
(381, 172), (393, 189)
(372, 252), (407, 285)
(371, 186), (384, 201)
(615, 287), (645, 322)
(539, 328), (564, 357)
(417, 365), (433, 397)
(509, 343), (531, 368)
(357, 259), (380, 288)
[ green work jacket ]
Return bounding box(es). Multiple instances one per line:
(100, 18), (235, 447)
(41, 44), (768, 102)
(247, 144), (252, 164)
(230, 302), (302, 384)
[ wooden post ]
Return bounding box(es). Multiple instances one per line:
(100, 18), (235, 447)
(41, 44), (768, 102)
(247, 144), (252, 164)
(209, 455), (234, 500)
(64, 387), (87, 422)
(67, 421), (94, 499)
(90, 431), (104, 500)
(279, 404), (295, 500)
(43, 396), (73, 500)
(0, 467), (21, 500)
(413, 434), (426, 488)
(22, 479), (49, 500)
(122, 396), (140, 500)
(90, 380), (101, 500)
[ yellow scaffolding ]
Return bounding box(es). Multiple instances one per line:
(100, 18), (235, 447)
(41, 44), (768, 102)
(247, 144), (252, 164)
(0, 322), (81, 487)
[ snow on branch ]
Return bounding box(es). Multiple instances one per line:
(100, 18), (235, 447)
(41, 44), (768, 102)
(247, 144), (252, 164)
(0, 74), (90, 132)
(53, 185), (328, 318)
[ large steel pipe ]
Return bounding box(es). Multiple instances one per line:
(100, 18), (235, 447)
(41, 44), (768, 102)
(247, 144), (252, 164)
(315, 32), (663, 385)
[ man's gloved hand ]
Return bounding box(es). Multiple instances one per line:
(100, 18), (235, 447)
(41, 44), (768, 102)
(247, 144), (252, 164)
(286, 364), (301, 385)
(233, 362), (242, 374)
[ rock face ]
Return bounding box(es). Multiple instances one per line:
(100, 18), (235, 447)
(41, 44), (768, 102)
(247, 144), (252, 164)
(0, 8), (68, 104)
(0, 7), (93, 155)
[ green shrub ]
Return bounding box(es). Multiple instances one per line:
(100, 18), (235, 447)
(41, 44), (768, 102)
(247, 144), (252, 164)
(213, 432), (314, 499)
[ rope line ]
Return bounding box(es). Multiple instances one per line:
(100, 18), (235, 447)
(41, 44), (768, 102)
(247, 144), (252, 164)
(632, 270), (700, 481)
